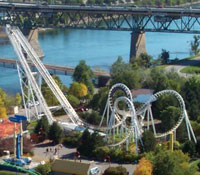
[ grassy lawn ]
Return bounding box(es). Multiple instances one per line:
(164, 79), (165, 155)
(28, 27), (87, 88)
(0, 170), (25, 175)
(180, 63), (200, 74)
(180, 54), (200, 61)
(27, 120), (38, 134)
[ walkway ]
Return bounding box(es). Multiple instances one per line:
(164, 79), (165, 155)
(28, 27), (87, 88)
(165, 56), (200, 78)
(0, 58), (111, 78)
(33, 141), (136, 174)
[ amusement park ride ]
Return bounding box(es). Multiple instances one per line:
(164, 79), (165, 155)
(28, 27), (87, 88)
(3, 115), (32, 166)
(5, 24), (197, 154)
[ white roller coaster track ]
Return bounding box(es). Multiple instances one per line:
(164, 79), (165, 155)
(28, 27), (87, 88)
(106, 96), (142, 153)
(6, 24), (196, 151)
(6, 25), (80, 125)
(6, 25), (55, 124)
(105, 84), (197, 149)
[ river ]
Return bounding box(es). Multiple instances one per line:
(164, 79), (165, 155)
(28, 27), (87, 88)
(0, 28), (195, 94)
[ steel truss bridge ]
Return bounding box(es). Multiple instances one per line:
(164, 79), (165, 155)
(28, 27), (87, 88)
(1, 2), (200, 33)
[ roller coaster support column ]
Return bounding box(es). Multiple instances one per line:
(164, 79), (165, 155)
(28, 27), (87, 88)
(13, 123), (16, 157)
(169, 132), (174, 151)
(130, 31), (146, 61)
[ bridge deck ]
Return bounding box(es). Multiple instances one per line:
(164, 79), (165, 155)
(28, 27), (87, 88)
(0, 58), (110, 78)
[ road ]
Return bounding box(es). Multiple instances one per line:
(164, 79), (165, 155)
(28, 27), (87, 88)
(165, 56), (200, 78)
(33, 141), (136, 174)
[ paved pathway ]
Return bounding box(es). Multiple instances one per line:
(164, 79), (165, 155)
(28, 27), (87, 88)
(165, 56), (200, 78)
(33, 141), (136, 174)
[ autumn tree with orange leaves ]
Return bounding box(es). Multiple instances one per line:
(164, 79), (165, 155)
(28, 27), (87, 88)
(134, 157), (153, 175)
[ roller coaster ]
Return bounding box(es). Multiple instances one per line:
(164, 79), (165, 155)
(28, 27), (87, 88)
(5, 25), (196, 153)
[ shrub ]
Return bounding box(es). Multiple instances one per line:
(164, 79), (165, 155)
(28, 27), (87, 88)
(182, 140), (196, 157)
(103, 166), (127, 175)
(35, 163), (51, 175)
(62, 132), (81, 147)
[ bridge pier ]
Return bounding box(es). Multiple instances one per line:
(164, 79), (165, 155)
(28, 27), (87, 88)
(22, 28), (44, 88)
(130, 31), (146, 61)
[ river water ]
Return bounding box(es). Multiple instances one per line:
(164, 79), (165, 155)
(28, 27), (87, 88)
(0, 28), (195, 94)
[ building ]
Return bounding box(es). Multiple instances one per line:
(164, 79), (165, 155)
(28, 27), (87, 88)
(51, 159), (99, 175)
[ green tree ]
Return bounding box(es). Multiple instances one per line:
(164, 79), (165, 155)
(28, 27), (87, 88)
(48, 122), (64, 143)
(67, 94), (80, 107)
(182, 140), (196, 157)
(160, 49), (170, 64)
(191, 35), (200, 55)
(77, 129), (105, 156)
(15, 93), (22, 106)
(73, 60), (94, 95)
(196, 138), (200, 155)
(42, 75), (67, 106)
(140, 130), (156, 153)
(181, 76), (200, 120)
(160, 106), (181, 132)
(131, 53), (153, 68)
(34, 116), (50, 139)
(110, 69), (141, 90)
(89, 87), (109, 114)
(110, 56), (132, 76)
(151, 150), (198, 175)
(79, 111), (102, 125)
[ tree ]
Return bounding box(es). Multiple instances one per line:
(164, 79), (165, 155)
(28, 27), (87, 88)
(15, 93), (22, 106)
(103, 166), (127, 175)
(73, 60), (94, 95)
(191, 35), (200, 55)
(48, 122), (63, 143)
(110, 69), (141, 90)
(182, 140), (196, 157)
(67, 94), (80, 107)
(181, 76), (200, 121)
(89, 87), (109, 114)
(77, 129), (105, 156)
(151, 150), (198, 175)
(34, 116), (50, 140)
(134, 157), (153, 175)
(0, 106), (7, 119)
(110, 56), (132, 76)
(69, 82), (88, 98)
(79, 111), (102, 125)
(42, 75), (67, 106)
(140, 130), (156, 153)
(196, 138), (200, 155)
(160, 49), (170, 64)
(131, 53), (153, 68)
(160, 106), (181, 132)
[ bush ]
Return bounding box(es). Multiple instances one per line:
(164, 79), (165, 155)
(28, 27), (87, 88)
(62, 132), (82, 147)
(35, 163), (51, 175)
(182, 140), (196, 157)
(103, 166), (127, 175)
(79, 111), (102, 125)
